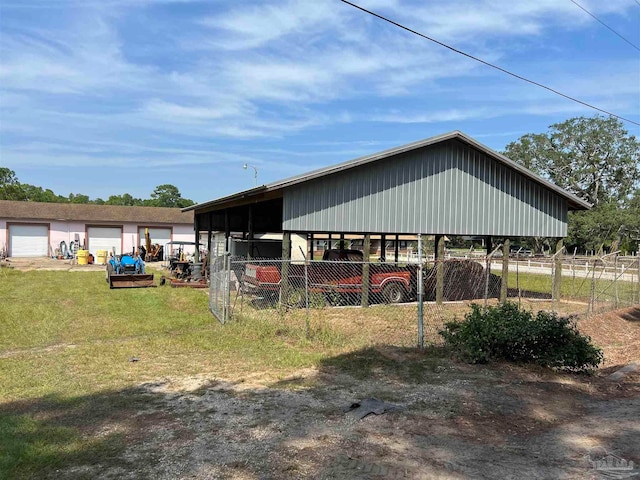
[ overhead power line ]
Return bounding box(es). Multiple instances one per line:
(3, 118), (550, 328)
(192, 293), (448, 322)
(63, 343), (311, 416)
(340, 0), (640, 127)
(568, 0), (640, 52)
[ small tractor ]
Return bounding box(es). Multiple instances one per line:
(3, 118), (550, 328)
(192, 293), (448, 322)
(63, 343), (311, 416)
(106, 254), (155, 289)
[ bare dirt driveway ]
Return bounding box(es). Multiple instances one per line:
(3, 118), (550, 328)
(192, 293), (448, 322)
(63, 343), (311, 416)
(42, 310), (639, 480)
(1, 256), (106, 272)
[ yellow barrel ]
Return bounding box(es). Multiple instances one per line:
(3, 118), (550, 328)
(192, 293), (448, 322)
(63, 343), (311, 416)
(96, 250), (108, 265)
(77, 249), (89, 265)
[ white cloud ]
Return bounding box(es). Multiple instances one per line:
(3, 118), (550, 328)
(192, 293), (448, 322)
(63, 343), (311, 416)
(1, 0), (638, 178)
(360, 0), (638, 43)
(200, 0), (340, 50)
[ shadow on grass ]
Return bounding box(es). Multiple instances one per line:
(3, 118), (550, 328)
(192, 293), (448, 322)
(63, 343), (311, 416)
(506, 288), (552, 299)
(2, 346), (638, 480)
(0, 389), (163, 480)
(314, 345), (450, 384)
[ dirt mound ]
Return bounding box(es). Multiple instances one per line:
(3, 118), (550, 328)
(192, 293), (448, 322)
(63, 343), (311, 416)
(577, 306), (640, 367)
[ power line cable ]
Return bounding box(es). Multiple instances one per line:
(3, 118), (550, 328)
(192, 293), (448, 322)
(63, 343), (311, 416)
(568, 0), (640, 52)
(340, 0), (640, 127)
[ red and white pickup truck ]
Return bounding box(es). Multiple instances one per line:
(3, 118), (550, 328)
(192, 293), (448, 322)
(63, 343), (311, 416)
(242, 249), (417, 305)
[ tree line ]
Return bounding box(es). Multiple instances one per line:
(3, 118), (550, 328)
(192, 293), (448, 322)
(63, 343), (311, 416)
(503, 115), (639, 255)
(0, 170), (195, 209)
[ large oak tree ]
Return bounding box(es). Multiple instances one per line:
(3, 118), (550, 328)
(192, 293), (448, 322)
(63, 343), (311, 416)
(504, 116), (639, 206)
(504, 116), (640, 253)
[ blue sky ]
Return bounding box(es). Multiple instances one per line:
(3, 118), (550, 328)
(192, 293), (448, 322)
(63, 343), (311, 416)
(1, 0), (639, 204)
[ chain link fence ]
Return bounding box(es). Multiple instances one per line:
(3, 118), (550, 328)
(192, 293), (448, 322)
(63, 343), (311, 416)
(209, 250), (640, 349)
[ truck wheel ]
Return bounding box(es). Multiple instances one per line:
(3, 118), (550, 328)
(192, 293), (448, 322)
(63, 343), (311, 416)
(383, 283), (405, 304)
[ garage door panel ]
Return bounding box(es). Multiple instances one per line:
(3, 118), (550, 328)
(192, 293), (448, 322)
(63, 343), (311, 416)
(9, 225), (49, 257)
(88, 227), (122, 255)
(139, 227), (171, 250)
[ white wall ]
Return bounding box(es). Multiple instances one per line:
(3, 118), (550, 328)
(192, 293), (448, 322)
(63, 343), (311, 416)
(49, 221), (86, 253)
(172, 224), (197, 254)
(0, 220), (6, 255)
(122, 224), (138, 254)
(0, 218), (195, 257)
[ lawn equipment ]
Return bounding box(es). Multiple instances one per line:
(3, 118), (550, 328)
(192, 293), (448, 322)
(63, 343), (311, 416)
(106, 254), (155, 289)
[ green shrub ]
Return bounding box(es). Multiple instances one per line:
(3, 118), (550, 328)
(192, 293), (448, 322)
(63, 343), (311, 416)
(439, 302), (603, 372)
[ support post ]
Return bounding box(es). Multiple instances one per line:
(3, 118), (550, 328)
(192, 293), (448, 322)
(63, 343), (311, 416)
(500, 238), (510, 302)
(394, 235), (399, 263)
(247, 205), (254, 259)
(435, 234), (445, 305)
(380, 234), (386, 262)
(484, 236), (492, 309)
(339, 233), (345, 250)
(224, 209), (230, 245)
(309, 233), (314, 260)
(553, 238), (563, 302)
(280, 232), (291, 306)
(207, 212), (212, 258)
(194, 214), (200, 262)
(361, 234), (371, 308)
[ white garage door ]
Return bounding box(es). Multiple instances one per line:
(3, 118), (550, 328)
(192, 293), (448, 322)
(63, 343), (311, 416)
(139, 227), (171, 252)
(9, 224), (49, 257)
(88, 227), (122, 255)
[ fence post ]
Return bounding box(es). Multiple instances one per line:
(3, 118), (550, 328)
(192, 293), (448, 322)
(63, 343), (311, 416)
(484, 253), (490, 312)
(280, 232), (291, 307)
(614, 254), (619, 309)
(500, 238), (510, 302)
(571, 249), (576, 297)
(589, 258), (596, 315)
(304, 259), (310, 338)
(516, 251), (521, 307)
(208, 251), (216, 318)
(417, 234), (424, 352)
(435, 235), (445, 305)
(553, 238), (563, 303)
(223, 252), (230, 323)
(637, 256), (640, 304)
(361, 234), (371, 308)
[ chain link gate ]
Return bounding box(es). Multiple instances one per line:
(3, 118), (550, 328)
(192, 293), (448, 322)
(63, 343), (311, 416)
(209, 253), (232, 324)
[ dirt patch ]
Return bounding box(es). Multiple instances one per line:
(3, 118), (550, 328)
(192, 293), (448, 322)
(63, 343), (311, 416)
(2, 256), (106, 272)
(577, 306), (640, 367)
(2, 256), (167, 272)
(39, 344), (639, 479)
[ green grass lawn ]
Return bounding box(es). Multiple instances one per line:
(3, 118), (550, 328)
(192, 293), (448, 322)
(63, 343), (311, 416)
(501, 269), (639, 306)
(0, 267), (447, 478)
(0, 267), (354, 479)
(0, 267), (346, 399)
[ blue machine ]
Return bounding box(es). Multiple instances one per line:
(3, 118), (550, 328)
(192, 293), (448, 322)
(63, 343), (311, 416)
(109, 254), (146, 274)
(107, 254), (154, 288)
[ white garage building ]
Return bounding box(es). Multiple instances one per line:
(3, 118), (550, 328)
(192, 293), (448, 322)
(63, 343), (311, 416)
(0, 201), (195, 258)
